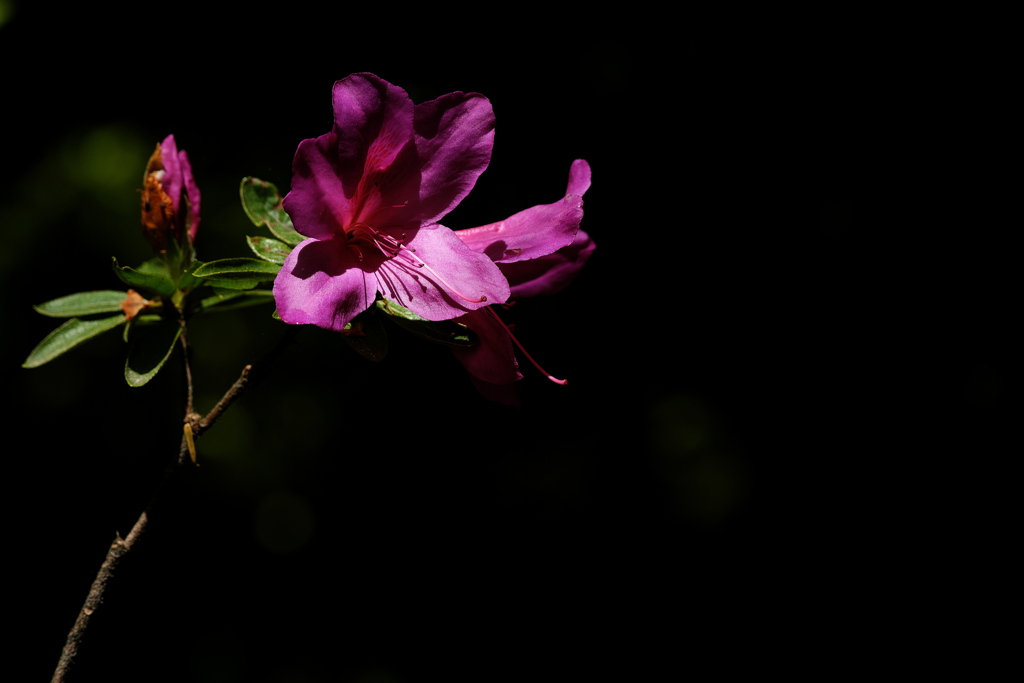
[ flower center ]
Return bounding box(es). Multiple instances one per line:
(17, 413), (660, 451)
(345, 223), (406, 260)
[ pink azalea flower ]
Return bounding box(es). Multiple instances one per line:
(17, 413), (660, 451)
(451, 160), (595, 403)
(274, 73), (510, 332)
(141, 134), (201, 253)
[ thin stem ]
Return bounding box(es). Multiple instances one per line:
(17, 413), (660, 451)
(49, 437), (181, 683)
(50, 324), (298, 683)
(179, 319), (195, 417)
(196, 364), (251, 435)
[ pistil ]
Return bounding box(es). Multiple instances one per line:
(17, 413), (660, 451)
(485, 306), (567, 385)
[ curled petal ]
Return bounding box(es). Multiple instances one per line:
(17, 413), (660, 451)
(455, 159), (590, 263)
(565, 157), (592, 196)
(502, 230), (596, 299)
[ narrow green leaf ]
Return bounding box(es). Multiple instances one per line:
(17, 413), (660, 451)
(240, 177), (304, 246)
(192, 258), (281, 279)
(341, 310), (388, 362)
(125, 321), (182, 386)
(376, 299), (474, 347)
(247, 236), (292, 265)
(22, 314), (126, 368)
(112, 257), (176, 298)
(34, 290), (127, 317)
(190, 258), (279, 291)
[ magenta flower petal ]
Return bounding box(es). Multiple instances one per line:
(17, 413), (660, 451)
(451, 308), (522, 386)
(331, 73), (414, 182)
(274, 238), (379, 332)
(373, 224), (509, 321)
(413, 91), (496, 225)
(455, 159), (590, 264)
(158, 134), (184, 217)
(284, 133), (355, 242)
(564, 157), (592, 197)
(157, 135), (201, 241)
(275, 73), (508, 330)
(502, 230), (596, 298)
(179, 150), (201, 243)
(141, 134), (200, 253)
(447, 160), (594, 401)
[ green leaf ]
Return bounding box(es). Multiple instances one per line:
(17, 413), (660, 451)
(240, 177), (304, 246)
(376, 299), (475, 347)
(191, 258), (280, 291)
(192, 258), (281, 279)
(196, 288), (275, 313)
(377, 299), (426, 322)
(112, 257), (176, 298)
(22, 314), (126, 368)
(125, 321), (182, 386)
(341, 310), (388, 362)
(33, 290), (127, 317)
(136, 257), (171, 276)
(247, 235), (292, 265)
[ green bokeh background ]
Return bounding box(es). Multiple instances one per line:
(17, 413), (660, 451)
(5, 4), (998, 682)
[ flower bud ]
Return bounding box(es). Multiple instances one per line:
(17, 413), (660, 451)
(140, 134), (201, 257)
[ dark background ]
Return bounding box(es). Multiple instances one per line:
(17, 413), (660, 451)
(2, 4), (1003, 681)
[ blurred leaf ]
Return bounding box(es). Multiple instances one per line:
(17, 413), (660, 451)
(376, 299), (474, 347)
(240, 177), (303, 246)
(136, 257), (171, 276)
(247, 235), (292, 265)
(125, 320), (181, 386)
(341, 310), (388, 362)
(22, 314), (126, 368)
(178, 260), (206, 291)
(196, 287), (275, 312)
(33, 290), (126, 317)
(199, 277), (264, 291)
(192, 258), (280, 279)
(112, 257), (176, 298)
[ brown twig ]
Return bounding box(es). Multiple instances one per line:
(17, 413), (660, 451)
(196, 364), (251, 436)
(50, 326), (297, 682)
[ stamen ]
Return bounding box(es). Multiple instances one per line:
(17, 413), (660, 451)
(485, 307), (567, 385)
(347, 222), (487, 303)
